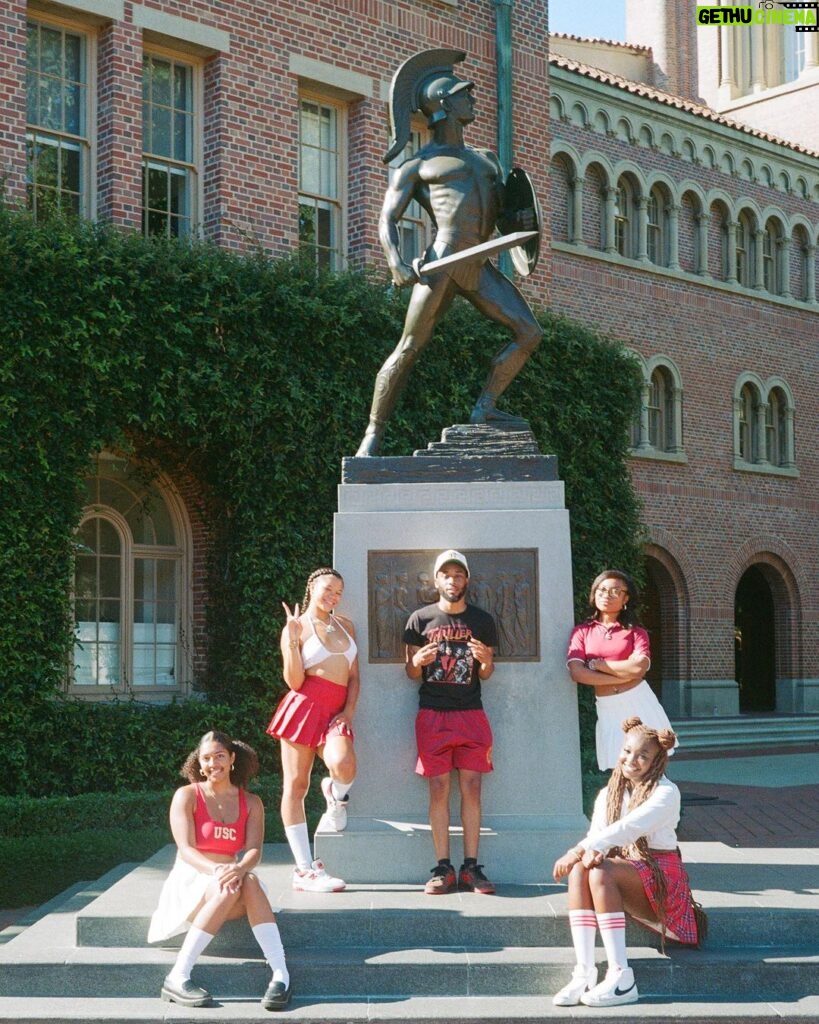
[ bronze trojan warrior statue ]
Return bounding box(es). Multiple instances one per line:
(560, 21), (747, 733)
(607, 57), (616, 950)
(356, 48), (543, 457)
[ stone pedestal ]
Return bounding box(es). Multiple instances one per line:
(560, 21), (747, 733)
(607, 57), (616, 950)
(314, 425), (586, 884)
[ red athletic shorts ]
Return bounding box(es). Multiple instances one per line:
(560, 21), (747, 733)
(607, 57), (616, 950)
(415, 707), (494, 777)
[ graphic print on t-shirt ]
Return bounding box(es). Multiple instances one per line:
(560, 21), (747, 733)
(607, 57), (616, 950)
(424, 623), (474, 685)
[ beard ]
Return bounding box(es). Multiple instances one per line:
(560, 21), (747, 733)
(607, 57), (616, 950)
(438, 582), (467, 603)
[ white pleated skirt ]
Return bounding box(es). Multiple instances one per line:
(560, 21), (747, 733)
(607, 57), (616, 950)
(147, 855), (212, 944)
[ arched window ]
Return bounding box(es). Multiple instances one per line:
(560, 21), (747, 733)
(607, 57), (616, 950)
(736, 213), (753, 287)
(646, 187), (669, 267)
(738, 382), (759, 462)
(762, 221), (779, 294)
(72, 453), (189, 694)
(648, 366), (674, 450)
(735, 376), (797, 474)
(766, 387), (787, 467)
(629, 354), (684, 459)
(613, 180), (635, 258)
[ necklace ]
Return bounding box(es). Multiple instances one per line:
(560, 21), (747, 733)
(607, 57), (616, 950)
(313, 614), (336, 634)
(204, 784), (229, 821)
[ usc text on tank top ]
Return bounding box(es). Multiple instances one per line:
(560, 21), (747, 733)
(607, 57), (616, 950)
(194, 783), (248, 855)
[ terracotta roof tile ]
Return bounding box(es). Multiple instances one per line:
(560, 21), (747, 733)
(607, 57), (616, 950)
(550, 52), (819, 159)
(550, 31), (651, 53)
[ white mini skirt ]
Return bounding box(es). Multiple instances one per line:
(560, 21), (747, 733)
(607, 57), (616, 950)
(595, 680), (677, 771)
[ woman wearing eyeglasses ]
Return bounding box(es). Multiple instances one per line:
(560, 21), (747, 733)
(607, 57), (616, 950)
(566, 570), (676, 770)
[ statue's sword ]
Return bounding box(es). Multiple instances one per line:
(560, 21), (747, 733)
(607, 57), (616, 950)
(412, 230), (538, 279)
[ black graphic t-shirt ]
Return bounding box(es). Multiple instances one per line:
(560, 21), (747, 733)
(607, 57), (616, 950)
(403, 603), (499, 711)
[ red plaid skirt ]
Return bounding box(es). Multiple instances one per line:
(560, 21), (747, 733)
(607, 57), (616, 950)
(627, 849), (699, 945)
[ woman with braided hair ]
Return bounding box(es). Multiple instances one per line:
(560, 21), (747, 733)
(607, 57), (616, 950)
(267, 568), (359, 893)
(551, 717), (703, 1008)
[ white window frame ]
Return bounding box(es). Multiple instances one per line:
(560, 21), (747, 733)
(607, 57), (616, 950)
(298, 91), (347, 272)
(70, 453), (193, 699)
(26, 13), (95, 220)
(142, 45), (202, 238)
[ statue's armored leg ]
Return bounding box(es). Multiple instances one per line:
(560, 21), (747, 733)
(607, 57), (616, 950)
(470, 324), (542, 424)
(355, 345), (419, 456)
(355, 278), (456, 456)
(466, 267), (543, 424)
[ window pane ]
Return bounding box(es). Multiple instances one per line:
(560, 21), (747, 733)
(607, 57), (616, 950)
(169, 167), (188, 215)
(147, 165), (168, 209)
(26, 70), (38, 122)
(75, 556), (96, 600)
(97, 519), (120, 556)
(173, 64), (191, 111)
(39, 27), (62, 77)
(27, 22), (38, 71)
(151, 105), (171, 157)
(61, 142), (81, 192)
(64, 32), (82, 81)
(174, 111), (192, 162)
(150, 58), (171, 107)
(38, 77), (62, 131)
(156, 560), (175, 603)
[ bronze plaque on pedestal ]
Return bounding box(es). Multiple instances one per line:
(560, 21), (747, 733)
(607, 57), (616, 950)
(367, 548), (539, 663)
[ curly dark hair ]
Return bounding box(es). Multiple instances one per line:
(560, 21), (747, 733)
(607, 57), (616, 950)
(302, 567), (344, 611)
(180, 730), (260, 789)
(605, 716), (677, 948)
(585, 569), (641, 628)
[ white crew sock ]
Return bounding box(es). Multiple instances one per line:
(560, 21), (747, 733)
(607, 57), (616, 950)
(167, 925), (214, 984)
(285, 822), (313, 871)
(252, 922), (289, 986)
(568, 908), (597, 970)
(596, 911), (629, 972)
(330, 778), (353, 801)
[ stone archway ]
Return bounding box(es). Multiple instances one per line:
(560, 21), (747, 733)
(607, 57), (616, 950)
(642, 543), (691, 718)
(735, 566), (776, 712)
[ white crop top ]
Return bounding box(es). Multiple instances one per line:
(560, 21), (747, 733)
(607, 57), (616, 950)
(301, 616), (358, 671)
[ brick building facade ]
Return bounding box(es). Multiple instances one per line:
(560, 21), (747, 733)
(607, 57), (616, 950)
(7, 0), (818, 727)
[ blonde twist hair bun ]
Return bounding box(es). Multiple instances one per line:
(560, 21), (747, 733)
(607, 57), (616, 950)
(656, 728), (677, 751)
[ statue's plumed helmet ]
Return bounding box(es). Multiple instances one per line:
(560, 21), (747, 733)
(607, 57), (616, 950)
(418, 72), (474, 125)
(382, 48), (470, 164)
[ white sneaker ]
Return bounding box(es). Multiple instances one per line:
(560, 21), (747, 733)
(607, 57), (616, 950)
(292, 859), (346, 893)
(581, 966), (639, 1007)
(319, 777), (348, 831)
(552, 965), (598, 1006)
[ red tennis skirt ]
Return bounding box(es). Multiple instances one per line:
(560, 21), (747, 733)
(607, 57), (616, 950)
(266, 674), (352, 749)
(628, 849), (699, 945)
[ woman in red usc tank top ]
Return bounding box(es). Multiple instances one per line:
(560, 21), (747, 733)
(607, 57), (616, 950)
(266, 567), (360, 893)
(148, 731), (291, 1011)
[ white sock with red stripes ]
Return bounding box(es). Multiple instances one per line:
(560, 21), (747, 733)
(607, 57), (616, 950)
(568, 909), (597, 970)
(596, 911), (628, 971)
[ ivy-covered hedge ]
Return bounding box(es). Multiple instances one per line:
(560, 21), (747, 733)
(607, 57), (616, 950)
(0, 207), (643, 796)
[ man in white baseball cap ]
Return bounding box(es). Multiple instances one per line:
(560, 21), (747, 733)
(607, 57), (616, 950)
(404, 549), (498, 895)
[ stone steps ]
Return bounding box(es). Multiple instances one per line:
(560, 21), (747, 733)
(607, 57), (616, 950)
(2, 842), (818, 1022)
(673, 714), (819, 752)
(2, 994), (818, 1024)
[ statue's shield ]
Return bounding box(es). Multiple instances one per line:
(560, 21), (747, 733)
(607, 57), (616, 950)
(505, 168), (541, 276)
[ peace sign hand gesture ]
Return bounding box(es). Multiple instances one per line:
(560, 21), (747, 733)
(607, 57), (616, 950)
(281, 601), (303, 649)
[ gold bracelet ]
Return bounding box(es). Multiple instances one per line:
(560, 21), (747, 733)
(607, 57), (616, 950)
(288, 640), (298, 650)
